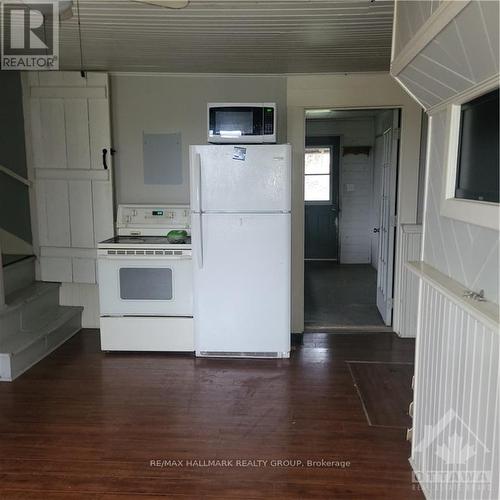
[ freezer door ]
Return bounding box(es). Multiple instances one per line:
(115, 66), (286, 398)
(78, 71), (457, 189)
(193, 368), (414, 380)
(189, 144), (291, 213)
(192, 213), (290, 354)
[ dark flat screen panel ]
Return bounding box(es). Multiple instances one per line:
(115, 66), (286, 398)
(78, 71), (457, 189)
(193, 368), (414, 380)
(455, 88), (499, 203)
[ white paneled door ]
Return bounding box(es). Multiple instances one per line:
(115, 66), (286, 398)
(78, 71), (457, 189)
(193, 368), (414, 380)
(376, 109), (400, 325)
(27, 72), (114, 284)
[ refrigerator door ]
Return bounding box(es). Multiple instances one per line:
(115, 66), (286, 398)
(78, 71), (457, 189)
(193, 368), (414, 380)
(192, 212), (290, 356)
(190, 144), (291, 213)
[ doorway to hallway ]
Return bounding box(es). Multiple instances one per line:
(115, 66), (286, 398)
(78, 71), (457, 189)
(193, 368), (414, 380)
(303, 108), (400, 332)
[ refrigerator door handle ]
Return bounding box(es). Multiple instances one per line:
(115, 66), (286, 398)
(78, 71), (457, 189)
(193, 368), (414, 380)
(194, 153), (202, 212)
(194, 212), (203, 269)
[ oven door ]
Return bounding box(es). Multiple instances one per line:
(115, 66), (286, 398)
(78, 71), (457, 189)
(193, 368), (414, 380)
(97, 255), (192, 316)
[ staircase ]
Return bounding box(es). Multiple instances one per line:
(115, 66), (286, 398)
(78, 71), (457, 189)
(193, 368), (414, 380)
(0, 255), (82, 381)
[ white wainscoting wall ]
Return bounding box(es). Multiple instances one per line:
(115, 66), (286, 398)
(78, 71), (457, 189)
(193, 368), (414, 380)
(410, 263), (499, 500)
(394, 224), (422, 338)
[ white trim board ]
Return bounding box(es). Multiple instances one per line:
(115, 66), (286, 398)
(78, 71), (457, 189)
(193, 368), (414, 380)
(427, 74), (500, 115)
(109, 71), (390, 78)
(407, 261), (499, 332)
(393, 75), (427, 111)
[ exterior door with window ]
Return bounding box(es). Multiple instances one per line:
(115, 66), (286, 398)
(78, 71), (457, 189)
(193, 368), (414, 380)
(304, 136), (340, 260)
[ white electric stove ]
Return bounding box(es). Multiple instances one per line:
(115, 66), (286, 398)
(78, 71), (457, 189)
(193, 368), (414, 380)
(97, 205), (194, 352)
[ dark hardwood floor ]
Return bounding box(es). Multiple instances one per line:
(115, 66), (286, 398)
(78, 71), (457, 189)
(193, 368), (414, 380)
(0, 330), (423, 499)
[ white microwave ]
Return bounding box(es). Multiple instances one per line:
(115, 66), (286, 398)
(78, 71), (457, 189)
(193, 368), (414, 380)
(207, 103), (276, 144)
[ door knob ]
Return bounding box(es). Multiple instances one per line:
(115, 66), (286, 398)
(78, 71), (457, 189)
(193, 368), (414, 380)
(373, 228), (380, 233)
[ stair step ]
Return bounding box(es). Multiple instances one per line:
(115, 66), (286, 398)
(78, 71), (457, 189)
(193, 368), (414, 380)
(3, 255), (35, 297)
(4, 281), (60, 309)
(0, 305), (82, 381)
(1, 282), (61, 335)
(0, 306), (79, 354)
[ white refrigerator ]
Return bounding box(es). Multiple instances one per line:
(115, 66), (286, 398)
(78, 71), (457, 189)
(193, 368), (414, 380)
(189, 144), (291, 358)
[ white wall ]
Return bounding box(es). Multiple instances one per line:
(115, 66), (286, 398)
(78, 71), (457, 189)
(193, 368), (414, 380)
(423, 109), (499, 303)
(287, 73), (422, 333)
(392, 3), (500, 497)
(306, 118), (375, 264)
(110, 74), (287, 205)
(391, 0), (499, 304)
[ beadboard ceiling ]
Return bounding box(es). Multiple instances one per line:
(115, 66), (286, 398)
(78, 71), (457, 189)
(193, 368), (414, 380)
(57, 0), (394, 73)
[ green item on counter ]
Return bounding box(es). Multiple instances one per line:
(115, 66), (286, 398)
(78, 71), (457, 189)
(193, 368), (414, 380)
(166, 230), (188, 243)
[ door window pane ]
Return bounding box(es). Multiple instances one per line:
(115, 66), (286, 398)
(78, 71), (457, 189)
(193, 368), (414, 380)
(305, 175), (330, 201)
(305, 147), (331, 174)
(304, 147), (331, 201)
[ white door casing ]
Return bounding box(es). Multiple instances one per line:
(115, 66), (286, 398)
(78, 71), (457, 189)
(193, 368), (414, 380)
(27, 72), (114, 284)
(376, 109), (400, 325)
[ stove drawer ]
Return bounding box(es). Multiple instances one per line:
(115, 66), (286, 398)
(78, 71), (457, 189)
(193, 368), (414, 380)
(100, 316), (194, 351)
